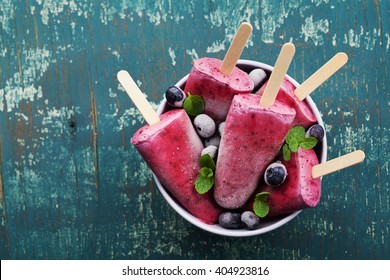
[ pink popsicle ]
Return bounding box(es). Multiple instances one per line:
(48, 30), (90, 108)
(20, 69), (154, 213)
(184, 57), (254, 123)
(213, 94), (296, 209)
(131, 109), (223, 224)
(248, 147), (321, 216)
(256, 76), (316, 128)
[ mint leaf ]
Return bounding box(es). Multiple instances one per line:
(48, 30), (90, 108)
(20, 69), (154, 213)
(195, 167), (214, 194)
(183, 94), (205, 117)
(289, 137), (299, 152)
(199, 154), (216, 171)
(299, 137), (318, 149)
(253, 192), (270, 218)
(284, 126), (308, 160)
(283, 143), (291, 161)
(286, 126), (305, 144)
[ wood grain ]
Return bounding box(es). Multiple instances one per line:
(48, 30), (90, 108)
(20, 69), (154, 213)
(0, 0), (388, 260)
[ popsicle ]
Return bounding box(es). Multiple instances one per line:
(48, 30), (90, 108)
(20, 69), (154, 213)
(184, 23), (254, 123)
(256, 53), (348, 128)
(214, 43), (297, 209)
(254, 148), (321, 216)
(247, 150), (365, 216)
(117, 70), (222, 224)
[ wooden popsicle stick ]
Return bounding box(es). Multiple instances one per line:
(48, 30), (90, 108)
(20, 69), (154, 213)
(295, 52), (348, 101)
(117, 70), (160, 126)
(260, 43), (296, 107)
(312, 150), (365, 179)
(219, 22), (253, 76)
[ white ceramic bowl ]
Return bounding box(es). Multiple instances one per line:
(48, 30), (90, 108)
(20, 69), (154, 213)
(154, 59), (327, 237)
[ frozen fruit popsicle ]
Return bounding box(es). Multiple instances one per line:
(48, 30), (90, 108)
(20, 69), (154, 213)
(247, 150), (365, 216)
(256, 77), (316, 128)
(117, 70), (222, 224)
(256, 52), (348, 128)
(184, 23), (254, 123)
(254, 148), (321, 216)
(214, 94), (296, 209)
(213, 43), (297, 209)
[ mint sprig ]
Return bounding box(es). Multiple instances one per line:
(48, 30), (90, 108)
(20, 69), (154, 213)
(200, 153), (216, 171)
(195, 167), (214, 194)
(283, 126), (318, 161)
(183, 93), (205, 117)
(253, 192), (270, 218)
(195, 154), (216, 194)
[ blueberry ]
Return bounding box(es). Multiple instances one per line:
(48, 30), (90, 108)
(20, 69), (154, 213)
(218, 212), (242, 229)
(249, 68), (267, 90)
(305, 124), (324, 142)
(264, 161), (287, 187)
(204, 134), (221, 148)
(165, 86), (186, 107)
(201, 145), (218, 160)
(218, 122), (225, 136)
(193, 114), (216, 138)
(241, 211), (260, 230)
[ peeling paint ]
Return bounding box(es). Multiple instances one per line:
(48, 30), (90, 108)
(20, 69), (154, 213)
(300, 16), (329, 45)
(0, 47), (53, 112)
(0, 0), (14, 34)
(341, 27), (382, 50)
(206, 41), (226, 54)
(261, 0), (303, 43)
(36, 0), (86, 25)
(185, 48), (199, 61)
(112, 102), (159, 132)
(41, 106), (80, 136)
(168, 47), (176, 66)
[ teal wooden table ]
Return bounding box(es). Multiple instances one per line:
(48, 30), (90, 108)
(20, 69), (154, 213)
(0, 0), (388, 260)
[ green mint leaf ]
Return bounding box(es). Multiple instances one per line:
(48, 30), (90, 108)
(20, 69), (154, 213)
(289, 137), (299, 152)
(195, 167), (214, 194)
(183, 94), (205, 117)
(199, 153), (216, 172)
(200, 167), (213, 178)
(286, 126), (305, 144)
(253, 192), (270, 218)
(283, 143), (291, 161)
(299, 137), (318, 149)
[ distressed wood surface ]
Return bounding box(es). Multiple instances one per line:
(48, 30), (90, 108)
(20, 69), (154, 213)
(0, 0), (389, 260)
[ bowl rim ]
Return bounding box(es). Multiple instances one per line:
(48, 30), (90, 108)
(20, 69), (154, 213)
(155, 59), (327, 237)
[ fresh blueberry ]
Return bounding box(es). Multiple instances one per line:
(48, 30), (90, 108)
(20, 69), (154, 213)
(193, 114), (216, 138)
(218, 212), (242, 229)
(165, 86), (186, 107)
(204, 133), (221, 148)
(218, 122), (225, 136)
(264, 161), (287, 187)
(305, 124), (324, 142)
(241, 211), (260, 230)
(201, 145), (218, 160)
(249, 68), (267, 90)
